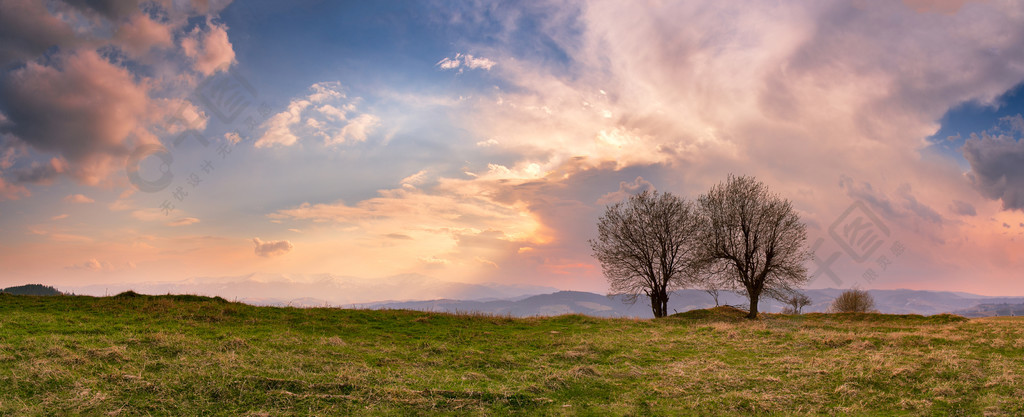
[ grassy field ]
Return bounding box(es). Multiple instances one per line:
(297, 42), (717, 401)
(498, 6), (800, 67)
(1, 293), (1023, 416)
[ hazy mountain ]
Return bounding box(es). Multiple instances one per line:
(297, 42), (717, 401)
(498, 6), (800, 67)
(953, 303), (1024, 318)
(364, 289), (1024, 318)
(56, 277), (1024, 317)
(61, 273), (558, 307)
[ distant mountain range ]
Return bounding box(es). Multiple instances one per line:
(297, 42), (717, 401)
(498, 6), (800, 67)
(51, 275), (1024, 318)
(59, 273), (558, 307)
(360, 289), (1024, 318)
(952, 303), (1024, 318)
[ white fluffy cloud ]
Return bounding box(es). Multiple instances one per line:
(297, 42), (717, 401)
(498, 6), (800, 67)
(332, 113), (380, 144)
(436, 53), (496, 73)
(255, 82), (379, 148)
(254, 99), (310, 148)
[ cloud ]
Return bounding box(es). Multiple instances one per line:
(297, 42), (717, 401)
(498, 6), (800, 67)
(253, 237), (293, 257)
(6, 1), (1024, 295)
(839, 176), (944, 225)
(896, 184), (944, 224)
(225, 131), (242, 144)
(51, 213), (69, 220)
(1003, 114), (1024, 133)
(64, 194), (95, 204)
(0, 0), (239, 195)
(962, 118), (1024, 211)
(308, 82), (344, 103)
(439, 0), (1024, 253)
(400, 169), (429, 188)
(436, 53), (496, 73)
(181, 19), (236, 76)
(437, 57), (460, 70)
(63, 0), (141, 20)
(316, 104), (349, 121)
(131, 208), (167, 222)
(115, 12), (174, 57)
(254, 99), (310, 148)
(332, 113), (380, 144)
(255, 82), (378, 148)
(167, 217), (200, 227)
(0, 0), (78, 66)
(0, 176), (29, 200)
(463, 55), (497, 70)
(65, 258), (136, 272)
(596, 176), (655, 205)
(0, 49), (184, 184)
(419, 256), (450, 267)
(28, 227), (93, 243)
(949, 200), (976, 216)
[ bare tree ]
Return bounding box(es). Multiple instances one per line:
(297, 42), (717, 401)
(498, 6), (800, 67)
(590, 190), (702, 318)
(704, 286), (721, 307)
(697, 175), (812, 319)
(700, 269), (734, 307)
(829, 289), (876, 313)
(779, 291), (812, 314)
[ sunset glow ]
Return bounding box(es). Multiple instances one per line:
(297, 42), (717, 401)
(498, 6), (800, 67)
(2, 0), (1024, 302)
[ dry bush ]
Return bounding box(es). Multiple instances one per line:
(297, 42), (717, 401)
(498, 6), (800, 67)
(829, 289), (876, 313)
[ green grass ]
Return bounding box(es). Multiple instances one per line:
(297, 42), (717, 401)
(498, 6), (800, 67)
(1, 294), (1023, 416)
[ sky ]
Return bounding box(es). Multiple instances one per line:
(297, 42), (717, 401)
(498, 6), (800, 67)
(2, 0), (1024, 300)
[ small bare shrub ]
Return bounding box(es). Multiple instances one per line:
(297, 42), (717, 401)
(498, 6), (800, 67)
(829, 289), (876, 313)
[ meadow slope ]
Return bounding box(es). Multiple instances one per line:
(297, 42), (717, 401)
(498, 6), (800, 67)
(1, 293), (1022, 415)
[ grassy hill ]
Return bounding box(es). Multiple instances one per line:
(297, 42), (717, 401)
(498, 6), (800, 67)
(1, 294), (1022, 415)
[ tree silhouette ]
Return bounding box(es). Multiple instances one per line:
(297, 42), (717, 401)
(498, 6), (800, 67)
(698, 175), (811, 319)
(591, 190), (702, 318)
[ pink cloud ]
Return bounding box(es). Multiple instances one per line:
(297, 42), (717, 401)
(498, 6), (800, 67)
(596, 176), (655, 205)
(64, 194), (95, 204)
(181, 19), (236, 76)
(0, 50), (157, 184)
(0, 176), (29, 200)
(167, 217), (201, 227)
(0, 0), (78, 66)
(115, 13), (174, 57)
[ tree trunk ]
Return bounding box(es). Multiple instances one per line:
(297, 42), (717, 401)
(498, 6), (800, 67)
(746, 294), (759, 319)
(650, 289), (669, 318)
